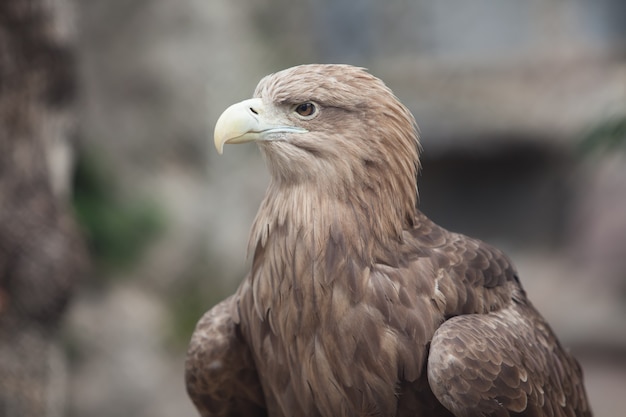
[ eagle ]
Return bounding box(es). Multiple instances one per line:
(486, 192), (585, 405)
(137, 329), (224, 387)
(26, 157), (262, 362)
(186, 64), (591, 417)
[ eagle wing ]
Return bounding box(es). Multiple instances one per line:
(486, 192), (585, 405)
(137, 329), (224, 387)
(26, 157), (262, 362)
(427, 235), (591, 417)
(428, 303), (591, 417)
(185, 295), (267, 417)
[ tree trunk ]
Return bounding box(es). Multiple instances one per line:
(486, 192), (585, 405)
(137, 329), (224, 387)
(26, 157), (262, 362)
(0, 1), (87, 416)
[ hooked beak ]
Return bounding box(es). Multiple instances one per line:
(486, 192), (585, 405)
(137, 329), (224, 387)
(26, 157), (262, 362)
(213, 98), (308, 154)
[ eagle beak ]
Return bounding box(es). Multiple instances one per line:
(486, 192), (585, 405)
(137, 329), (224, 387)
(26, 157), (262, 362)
(214, 98), (307, 154)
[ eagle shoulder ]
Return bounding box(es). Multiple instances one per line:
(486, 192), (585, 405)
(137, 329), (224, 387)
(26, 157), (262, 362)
(406, 212), (522, 319)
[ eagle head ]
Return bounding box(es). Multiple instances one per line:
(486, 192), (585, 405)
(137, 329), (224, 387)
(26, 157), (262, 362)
(214, 65), (420, 193)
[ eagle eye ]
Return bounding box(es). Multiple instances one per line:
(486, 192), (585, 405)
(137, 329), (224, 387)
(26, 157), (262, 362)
(294, 102), (317, 118)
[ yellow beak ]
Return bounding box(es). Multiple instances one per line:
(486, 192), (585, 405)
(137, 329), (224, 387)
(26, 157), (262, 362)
(213, 98), (307, 154)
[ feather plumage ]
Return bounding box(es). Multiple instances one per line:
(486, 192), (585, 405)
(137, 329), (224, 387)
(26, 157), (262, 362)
(186, 64), (592, 417)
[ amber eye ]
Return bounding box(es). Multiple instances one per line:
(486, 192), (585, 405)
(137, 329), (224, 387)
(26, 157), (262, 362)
(294, 102), (317, 118)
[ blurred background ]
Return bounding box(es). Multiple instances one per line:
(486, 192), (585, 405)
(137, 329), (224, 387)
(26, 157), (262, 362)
(1, 0), (625, 416)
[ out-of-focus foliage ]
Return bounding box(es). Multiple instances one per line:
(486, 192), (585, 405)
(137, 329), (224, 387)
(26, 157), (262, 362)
(579, 115), (626, 155)
(72, 148), (166, 274)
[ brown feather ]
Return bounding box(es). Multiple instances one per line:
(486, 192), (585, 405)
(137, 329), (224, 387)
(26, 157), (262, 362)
(187, 64), (592, 417)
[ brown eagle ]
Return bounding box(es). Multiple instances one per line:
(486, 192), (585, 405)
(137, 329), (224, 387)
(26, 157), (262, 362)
(186, 64), (591, 417)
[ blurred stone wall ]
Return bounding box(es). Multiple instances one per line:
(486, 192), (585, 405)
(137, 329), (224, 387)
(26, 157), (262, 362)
(65, 1), (626, 417)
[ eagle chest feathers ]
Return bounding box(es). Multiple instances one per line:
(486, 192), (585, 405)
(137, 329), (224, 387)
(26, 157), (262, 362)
(238, 190), (444, 416)
(185, 64), (592, 417)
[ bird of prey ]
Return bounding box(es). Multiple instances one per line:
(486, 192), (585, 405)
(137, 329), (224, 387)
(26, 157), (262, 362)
(186, 64), (591, 417)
